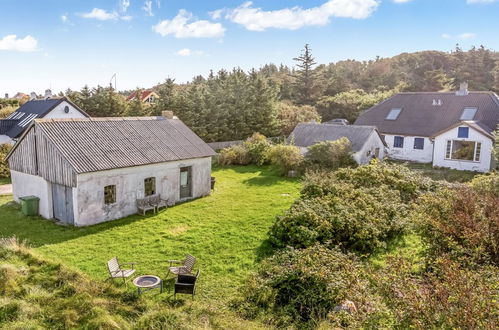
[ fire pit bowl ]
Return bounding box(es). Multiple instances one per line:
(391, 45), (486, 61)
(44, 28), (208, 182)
(133, 275), (163, 294)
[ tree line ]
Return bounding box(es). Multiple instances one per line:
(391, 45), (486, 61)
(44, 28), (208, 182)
(63, 45), (499, 142)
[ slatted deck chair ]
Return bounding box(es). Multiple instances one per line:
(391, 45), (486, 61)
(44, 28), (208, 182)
(107, 257), (136, 286)
(167, 254), (196, 278)
(156, 194), (169, 211)
(137, 197), (155, 215)
(174, 270), (200, 299)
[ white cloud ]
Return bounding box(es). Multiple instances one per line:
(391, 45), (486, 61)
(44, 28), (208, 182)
(441, 32), (476, 40)
(209, 9), (224, 20)
(0, 34), (38, 52)
(143, 0), (153, 16)
(153, 10), (225, 38)
(121, 0), (130, 12)
(81, 8), (119, 20)
(121, 15), (133, 21)
(219, 0), (379, 31)
(393, 0), (413, 2)
(61, 14), (68, 23)
(176, 48), (204, 56)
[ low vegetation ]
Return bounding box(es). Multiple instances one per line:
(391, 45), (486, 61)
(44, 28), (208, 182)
(303, 137), (357, 170)
(0, 144), (12, 179)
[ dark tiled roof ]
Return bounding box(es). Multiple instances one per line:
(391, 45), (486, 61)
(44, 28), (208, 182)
(2, 97), (88, 138)
(354, 92), (499, 137)
(32, 117), (216, 173)
(289, 123), (384, 152)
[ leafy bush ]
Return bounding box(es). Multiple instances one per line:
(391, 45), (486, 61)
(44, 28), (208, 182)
(218, 144), (251, 166)
(243, 133), (272, 165)
(305, 137), (357, 170)
(0, 144), (12, 179)
(266, 144), (304, 175)
(269, 183), (408, 253)
(276, 101), (321, 136)
(415, 188), (499, 266)
(237, 245), (388, 328)
(469, 172), (499, 196)
(374, 256), (499, 329)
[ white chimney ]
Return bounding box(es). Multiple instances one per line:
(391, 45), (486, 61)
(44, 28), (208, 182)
(456, 82), (469, 96)
(30, 92), (37, 100)
(162, 111), (174, 119)
(44, 89), (52, 99)
(4, 93), (8, 99)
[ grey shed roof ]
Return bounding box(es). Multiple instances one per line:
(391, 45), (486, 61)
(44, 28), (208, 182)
(289, 123), (385, 152)
(2, 97), (89, 138)
(20, 117), (215, 174)
(354, 92), (499, 137)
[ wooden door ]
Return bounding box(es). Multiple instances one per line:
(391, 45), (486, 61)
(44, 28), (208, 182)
(179, 167), (192, 199)
(52, 183), (74, 225)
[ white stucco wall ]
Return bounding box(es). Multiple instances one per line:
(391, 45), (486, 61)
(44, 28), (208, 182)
(43, 100), (87, 119)
(384, 134), (433, 163)
(10, 170), (53, 219)
(433, 126), (493, 172)
(354, 131), (387, 164)
(74, 157), (212, 226)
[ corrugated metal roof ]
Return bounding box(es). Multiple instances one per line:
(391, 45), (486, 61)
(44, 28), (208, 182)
(289, 123), (382, 152)
(354, 92), (499, 137)
(33, 117), (216, 174)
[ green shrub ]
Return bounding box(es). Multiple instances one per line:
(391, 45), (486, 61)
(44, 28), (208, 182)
(238, 246), (388, 328)
(305, 137), (357, 170)
(415, 187), (499, 267)
(243, 133), (272, 165)
(0, 144), (12, 179)
(469, 172), (499, 196)
(218, 144), (251, 165)
(267, 144), (303, 175)
(269, 183), (408, 253)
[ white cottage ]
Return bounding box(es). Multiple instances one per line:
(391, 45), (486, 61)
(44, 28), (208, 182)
(289, 123), (387, 164)
(0, 97), (88, 145)
(355, 83), (499, 172)
(7, 116), (216, 226)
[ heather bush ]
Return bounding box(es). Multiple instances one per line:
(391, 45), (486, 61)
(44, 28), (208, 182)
(269, 183), (408, 253)
(218, 144), (251, 165)
(243, 133), (272, 165)
(0, 144), (12, 179)
(469, 172), (499, 196)
(304, 137), (357, 170)
(237, 245), (390, 328)
(415, 187), (499, 266)
(267, 144), (304, 175)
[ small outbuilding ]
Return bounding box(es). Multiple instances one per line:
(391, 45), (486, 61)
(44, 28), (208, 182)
(7, 116), (215, 226)
(289, 123), (387, 164)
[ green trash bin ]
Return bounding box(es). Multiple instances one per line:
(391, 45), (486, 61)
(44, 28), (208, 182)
(19, 196), (40, 216)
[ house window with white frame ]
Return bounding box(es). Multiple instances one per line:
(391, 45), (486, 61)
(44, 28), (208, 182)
(445, 140), (481, 162)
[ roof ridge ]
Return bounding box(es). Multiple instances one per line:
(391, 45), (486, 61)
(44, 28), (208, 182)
(34, 116), (164, 123)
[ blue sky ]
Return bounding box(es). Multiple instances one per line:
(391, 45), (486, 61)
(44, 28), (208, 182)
(1, 0), (498, 95)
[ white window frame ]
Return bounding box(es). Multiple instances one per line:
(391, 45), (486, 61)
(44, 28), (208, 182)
(444, 140), (481, 162)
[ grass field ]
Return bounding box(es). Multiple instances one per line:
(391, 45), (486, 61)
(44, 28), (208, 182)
(0, 165), (301, 328)
(0, 177), (10, 185)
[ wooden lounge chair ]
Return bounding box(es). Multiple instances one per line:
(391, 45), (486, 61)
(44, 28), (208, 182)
(149, 194), (169, 212)
(174, 270), (200, 299)
(167, 254), (196, 278)
(137, 197), (155, 215)
(107, 257), (136, 285)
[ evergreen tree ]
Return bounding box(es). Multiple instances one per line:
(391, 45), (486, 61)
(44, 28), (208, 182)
(293, 44), (317, 104)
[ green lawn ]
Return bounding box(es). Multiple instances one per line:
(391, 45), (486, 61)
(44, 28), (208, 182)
(0, 165), (301, 328)
(0, 177), (10, 185)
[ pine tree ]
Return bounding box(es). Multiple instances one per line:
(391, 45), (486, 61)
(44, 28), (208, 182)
(293, 44), (317, 104)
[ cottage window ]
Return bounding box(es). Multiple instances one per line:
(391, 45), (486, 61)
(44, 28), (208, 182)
(144, 177), (156, 196)
(445, 140), (481, 162)
(394, 136), (404, 148)
(104, 185), (116, 205)
(386, 108), (402, 120)
(458, 127), (469, 138)
(460, 107), (477, 121)
(413, 138), (424, 150)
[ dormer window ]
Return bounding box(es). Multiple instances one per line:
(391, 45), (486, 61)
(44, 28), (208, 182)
(460, 107), (477, 121)
(386, 108), (402, 120)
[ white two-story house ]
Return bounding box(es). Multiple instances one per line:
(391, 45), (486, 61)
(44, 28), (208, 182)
(355, 83), (498, 172)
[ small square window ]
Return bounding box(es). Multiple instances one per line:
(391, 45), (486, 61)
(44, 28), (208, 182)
(458, 127), (469, 138)
(394, 136), (404, 148)
(386, 108), (402, 120)
(144, 177), (156, 196)
(104, 185), (116, 205)
(460, 108), (477, 121)
(414, 138), (424, 150)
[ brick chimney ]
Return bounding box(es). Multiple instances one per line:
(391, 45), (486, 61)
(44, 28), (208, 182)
(162, 111), (174, 119)
(456, 82), (469, 96)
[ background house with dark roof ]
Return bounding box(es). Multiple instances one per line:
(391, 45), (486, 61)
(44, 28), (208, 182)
(6, 115), (216, 226)
(355, 83), (499, 172)
(0, 97), (88, 145)
(289, 123), (387, 164)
